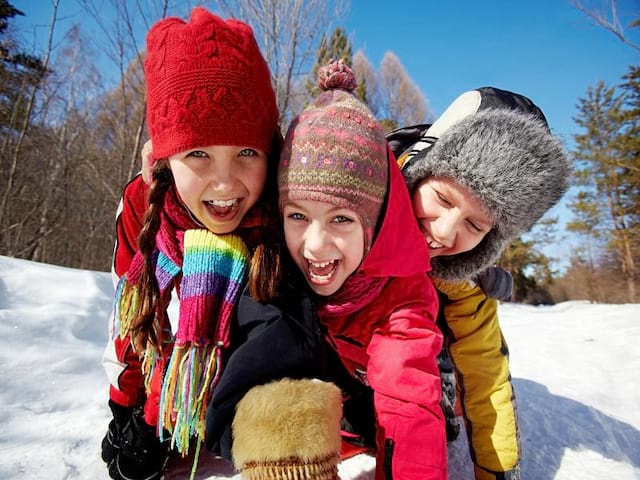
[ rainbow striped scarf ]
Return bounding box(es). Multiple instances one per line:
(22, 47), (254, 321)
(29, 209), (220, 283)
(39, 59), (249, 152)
(114, 188), (249, 456)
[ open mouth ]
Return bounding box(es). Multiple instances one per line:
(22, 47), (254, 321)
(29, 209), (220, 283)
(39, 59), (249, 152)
(205, 198), (240, 218)
(307, 259), (339, 284)
(424, 233), (446, 253)
(428, 239), (444, 250)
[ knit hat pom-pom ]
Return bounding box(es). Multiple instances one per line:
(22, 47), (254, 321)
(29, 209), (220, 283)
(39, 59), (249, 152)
(317, 59), (357, 92)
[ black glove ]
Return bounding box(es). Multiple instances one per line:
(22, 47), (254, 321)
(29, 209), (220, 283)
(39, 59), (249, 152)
(437, 348), (460, 442)
(477, 266), (513, 301)
(101, 400), (134, 467)
(108, 408), (170, 480)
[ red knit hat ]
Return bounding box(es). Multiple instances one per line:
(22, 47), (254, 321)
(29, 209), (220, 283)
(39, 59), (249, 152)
(144, 8), (279, 162)
(278, 60), (388, 252)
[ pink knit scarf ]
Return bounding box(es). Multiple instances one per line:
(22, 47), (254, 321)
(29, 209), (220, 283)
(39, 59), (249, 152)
(318, 270), (388, 317)
(115, 186), (250, 456)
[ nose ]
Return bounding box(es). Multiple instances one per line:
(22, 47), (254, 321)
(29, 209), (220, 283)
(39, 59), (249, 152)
(207, 155), (235, 189)
(303, 221), (331, 256)
(431, 211), (459, 248)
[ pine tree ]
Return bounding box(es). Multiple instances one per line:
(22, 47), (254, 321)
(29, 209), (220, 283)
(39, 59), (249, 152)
(566, 191), (604, 302)
(0, 0), (49, 251)
(0, 0), (47, 139)
(571, 79), (639, 302)
(498, 237), (554, 304)
(307, 27), (352, 99)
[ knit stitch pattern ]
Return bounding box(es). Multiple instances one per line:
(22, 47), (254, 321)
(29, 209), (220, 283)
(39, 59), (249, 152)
(144, 8), (278, 161)
(279, 60), (387, 252)
(115, 227), (249, 456)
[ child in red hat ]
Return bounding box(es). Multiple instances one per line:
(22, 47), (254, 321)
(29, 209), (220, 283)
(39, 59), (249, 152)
(100, 8), (281, 480)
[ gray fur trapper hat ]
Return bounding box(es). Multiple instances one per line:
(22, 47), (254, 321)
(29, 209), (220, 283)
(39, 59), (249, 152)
(392, 86), (571, 281)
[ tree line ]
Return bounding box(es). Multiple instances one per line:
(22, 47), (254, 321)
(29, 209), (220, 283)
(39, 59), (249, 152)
(1, 0), (638, 304)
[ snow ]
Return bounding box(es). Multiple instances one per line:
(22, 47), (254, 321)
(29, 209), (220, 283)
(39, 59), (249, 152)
(0, 255), (638, 479)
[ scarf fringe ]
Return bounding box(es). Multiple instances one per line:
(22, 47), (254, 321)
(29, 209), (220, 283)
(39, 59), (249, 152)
(158, 342), (224, 455)
(114, 276), (139, 341)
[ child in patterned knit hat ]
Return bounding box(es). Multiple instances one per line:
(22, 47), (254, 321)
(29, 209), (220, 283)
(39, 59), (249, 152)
(100, 8), (280, 480)
(205, 60), (447, 480)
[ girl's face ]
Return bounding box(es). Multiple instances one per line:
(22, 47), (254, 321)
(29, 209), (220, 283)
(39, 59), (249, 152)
(411, 176), (494, 257)
(283, 199), (364, 297)
(169, 145), (268, 234)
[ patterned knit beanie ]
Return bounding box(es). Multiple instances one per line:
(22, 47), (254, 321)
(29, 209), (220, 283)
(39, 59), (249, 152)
(144, 7), (278, 162)
(279, 60), (388, 252)
(398, 87), (571, 280)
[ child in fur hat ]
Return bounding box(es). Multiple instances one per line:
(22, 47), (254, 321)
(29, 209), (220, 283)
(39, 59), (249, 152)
(100, 8), (281, 480)
(206, 60), (447, 479)
(388, 86), (571, 480)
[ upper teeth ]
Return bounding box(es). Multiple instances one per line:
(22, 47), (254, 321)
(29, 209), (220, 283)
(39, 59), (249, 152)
(426, 235), (443, 249)
(207, 199), (237, 207)
(309, 260), (335, 268)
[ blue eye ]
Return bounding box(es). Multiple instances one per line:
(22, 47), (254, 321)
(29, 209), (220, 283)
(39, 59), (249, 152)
(188, 150), (208, 158)
(239, 148), (257, 157)
(287, 212), (306, 221)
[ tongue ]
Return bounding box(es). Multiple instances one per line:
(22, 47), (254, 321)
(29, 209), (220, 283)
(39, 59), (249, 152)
(211, 204), (234, 215)
(310, 262), (335, 276)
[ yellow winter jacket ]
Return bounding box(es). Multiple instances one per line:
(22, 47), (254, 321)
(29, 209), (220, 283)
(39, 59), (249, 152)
(432, 276), (520, 480)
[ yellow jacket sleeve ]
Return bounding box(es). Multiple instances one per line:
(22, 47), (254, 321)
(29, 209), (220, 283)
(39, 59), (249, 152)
(433, 277), (520, 480)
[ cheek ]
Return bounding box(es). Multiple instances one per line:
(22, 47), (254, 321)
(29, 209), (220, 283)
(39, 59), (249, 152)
(169, 163), (199, 204)
(283, 222), (302, 255)
(411, 189), (425, 217)
(344, 229), (365, 269)
(459, 231), (487, 253)
(412, 186), (436, 220)
(244, 162), (268, 199)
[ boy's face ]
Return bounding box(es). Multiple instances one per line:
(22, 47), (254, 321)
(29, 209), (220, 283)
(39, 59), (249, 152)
(283, 199), (364, 296)
(411, 176), (494, 257)
(169, 145), (268, 234)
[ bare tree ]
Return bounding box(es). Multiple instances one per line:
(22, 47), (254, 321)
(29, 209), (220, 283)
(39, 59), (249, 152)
(352, 49), (380, 116)
(572, 0), (640, 51)
(215, 0), (348, 128)
(378, 51), (431, 131)
(0, 0), (57, 247)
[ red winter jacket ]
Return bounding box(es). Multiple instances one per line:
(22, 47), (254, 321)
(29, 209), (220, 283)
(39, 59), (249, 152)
(103, 174), (155, 417)
(321, 154), (446, 479)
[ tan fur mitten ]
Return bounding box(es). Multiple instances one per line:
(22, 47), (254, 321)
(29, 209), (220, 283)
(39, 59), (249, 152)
(232, 378), (342, 480)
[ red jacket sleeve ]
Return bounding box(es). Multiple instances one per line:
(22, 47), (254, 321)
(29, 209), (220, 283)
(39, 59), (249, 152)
(113, 173), (148, 279)
(105, 173), (148, 408)
(366, 275), (447, 480)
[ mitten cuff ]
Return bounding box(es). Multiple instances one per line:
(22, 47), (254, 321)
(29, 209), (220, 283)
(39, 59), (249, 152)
(242, 453), (340, 480)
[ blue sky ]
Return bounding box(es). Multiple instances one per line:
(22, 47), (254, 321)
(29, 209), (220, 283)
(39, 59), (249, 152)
(13, 0), (640, 267)
(15, 1), (638, 145)
(340, 0), (638, 266)
(342, 0), (639, 147)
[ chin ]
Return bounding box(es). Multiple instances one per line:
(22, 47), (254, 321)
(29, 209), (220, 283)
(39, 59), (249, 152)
(308, 282), (340, 297)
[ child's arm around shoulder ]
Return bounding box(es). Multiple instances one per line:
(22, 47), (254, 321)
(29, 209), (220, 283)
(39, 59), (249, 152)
(205, 276), (322, 456)
(366, 273), (447, 480)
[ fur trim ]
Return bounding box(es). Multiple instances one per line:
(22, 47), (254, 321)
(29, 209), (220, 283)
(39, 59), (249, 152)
(403, 104), (570, 280)
(232, 378), (342, 479)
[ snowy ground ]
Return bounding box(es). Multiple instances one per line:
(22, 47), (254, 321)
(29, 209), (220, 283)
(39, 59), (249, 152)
(0, 255), (638, 479)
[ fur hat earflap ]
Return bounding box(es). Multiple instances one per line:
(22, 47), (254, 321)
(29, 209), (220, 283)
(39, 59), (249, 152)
(232, 378), (342, 480)
(400, 87), (571, 280)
